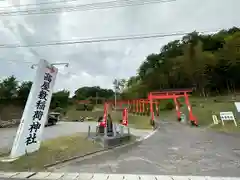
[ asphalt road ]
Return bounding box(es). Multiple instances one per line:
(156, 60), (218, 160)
(52, 121), (240, 177)
(0, 122), (98, 151)
(0, 122), (151, 152)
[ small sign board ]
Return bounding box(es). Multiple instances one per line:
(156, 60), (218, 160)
(219, 111), (237, 126)
(212, 115), (219, 125)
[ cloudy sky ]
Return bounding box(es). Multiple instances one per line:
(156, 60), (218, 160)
(0, 0), (239, 96)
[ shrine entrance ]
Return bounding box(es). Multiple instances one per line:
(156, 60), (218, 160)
(148, 89), (198, 127)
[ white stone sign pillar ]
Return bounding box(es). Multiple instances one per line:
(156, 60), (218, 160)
(10, 59), (58, 159)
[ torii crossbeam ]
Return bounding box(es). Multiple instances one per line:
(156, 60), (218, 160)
(148, 89), (198, 127)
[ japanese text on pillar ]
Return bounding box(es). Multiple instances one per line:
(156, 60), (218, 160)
(25, 72), (53, 146)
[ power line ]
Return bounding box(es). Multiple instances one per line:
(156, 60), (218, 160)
(0, 0), (175, 16)
(0, 29), (220, 49)
(0, 0), (80, 9)
(0, 0), (174, 15)
(0, 59), (34, 65)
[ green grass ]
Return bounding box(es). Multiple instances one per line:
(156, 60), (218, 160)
(66, 106), (155, 129)
(0, 147), (9, 157)
(127, 115), (152, 129)
(94, 104), (104, 111)
(110, 111), (153, 129)
(189, 97), (236, 125)
(177, 96), (240, 132)
(211, 122), (240, 133)
(67, 96), (240, 132)
(0, 133), (101, 172)
(65, 107), (104, 121)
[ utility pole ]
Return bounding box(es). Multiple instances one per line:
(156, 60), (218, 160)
(113, 79), (119, 111)
(95, 92), (98, 105)
(114, 89), (117, 111)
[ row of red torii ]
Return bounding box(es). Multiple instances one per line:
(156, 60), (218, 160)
(106, 89), (198, 127)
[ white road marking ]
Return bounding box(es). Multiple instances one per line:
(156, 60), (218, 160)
(136, 127), (158, 142)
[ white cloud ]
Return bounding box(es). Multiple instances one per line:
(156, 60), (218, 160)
(0, 0), (240, 96)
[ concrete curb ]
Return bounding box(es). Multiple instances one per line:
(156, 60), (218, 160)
(1, 172), (239, 180)
(44, 127), (159, 169)
(44, 142), (130, 169)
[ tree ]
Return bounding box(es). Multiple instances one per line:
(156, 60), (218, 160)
(17, 81), (32, 104)
(0, 75), (18, 100)
(74, 86), (114, 102)
(113, 79), (126, 93)
(51, 90), (70, 109)
(124, 27), (240, 97)
(113, 79), (121, 93)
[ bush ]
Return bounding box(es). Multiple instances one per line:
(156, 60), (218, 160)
(76, 104), (86, 111)
(76, 103), (95, 111)
(53, 107), (67, 116)
(165, 101), (175, 110)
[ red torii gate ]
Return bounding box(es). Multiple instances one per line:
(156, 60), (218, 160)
(135, 99), (159, 115)
(106, 100), (130, 109)
(107, 99), (159, 115)
(148, 89), (198, 126)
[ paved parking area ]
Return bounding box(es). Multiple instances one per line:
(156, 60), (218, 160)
(0, 122), (97, 150)
(52, 121), (240, 177)
(0, 122), (151, 152)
